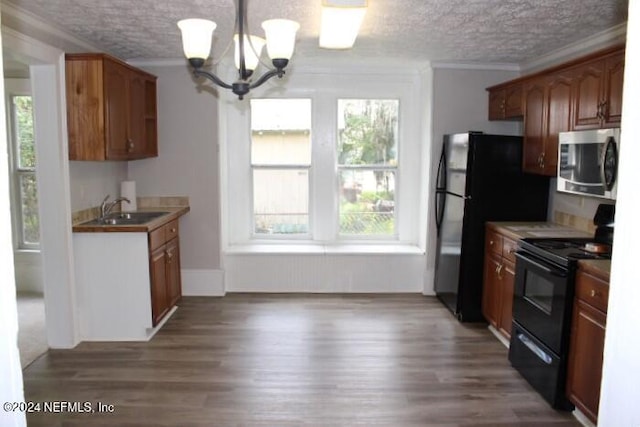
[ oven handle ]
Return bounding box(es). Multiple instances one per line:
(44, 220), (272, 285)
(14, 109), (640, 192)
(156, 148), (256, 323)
(517, 333), (553, 365)
(515, 252), (567, 278)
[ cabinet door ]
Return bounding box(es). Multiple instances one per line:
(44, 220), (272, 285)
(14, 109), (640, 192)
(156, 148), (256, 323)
(504, 84), (523, 118)
(523, 80), (546, 174)
(488, 88), (505, 120)
(602, 51), (624, 128)
(128, 72), (147, 158)
(150, 246), (169, 326)
(572, 60), (605, 130)
(165, 238), (182, 308)
(498, 260), (515, 339)
(567, 299), (606, 424)
(543, 74), (572, 176)
(482, 253), (501, 328)
(103, 59), (131, 160)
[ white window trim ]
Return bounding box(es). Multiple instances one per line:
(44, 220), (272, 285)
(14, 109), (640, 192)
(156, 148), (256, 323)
(220, 65), (426, 253)
(4, 78), (39, 251)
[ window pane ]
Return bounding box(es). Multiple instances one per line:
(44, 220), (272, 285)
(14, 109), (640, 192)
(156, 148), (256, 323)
(20, 173), (40, 245)
(13, 96), (36, 169)
(251, 99), (311, 165)
(339, 169), (395, 236)
(338, 99), (398, 166)
(254, 169), (309, 235)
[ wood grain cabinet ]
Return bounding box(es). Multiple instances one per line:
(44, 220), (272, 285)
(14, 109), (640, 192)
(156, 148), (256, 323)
(522, 72), (573, 176)
(566, 265), (609, 424)
(488, 83), (523, 120)
(149, 220), (182, 326)
(487, 45), (624, 176)
(66, 53), (158, 161)
(571, 50), (625, 130)
(482, 225), (517, 339)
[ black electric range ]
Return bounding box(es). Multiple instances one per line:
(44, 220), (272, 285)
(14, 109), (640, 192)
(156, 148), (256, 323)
(509, 205), (614, 410)
(518, 237), (612, 268)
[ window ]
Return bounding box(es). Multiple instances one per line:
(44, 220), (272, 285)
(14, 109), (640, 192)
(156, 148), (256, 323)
(251, 99), (311, 236)
(7, 92), (40, 249)
(223, 70), (425, 249)
(338, 99), (398, 236)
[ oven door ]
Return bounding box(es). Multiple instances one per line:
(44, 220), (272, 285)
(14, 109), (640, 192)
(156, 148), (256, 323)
(512, 251), (571, 355)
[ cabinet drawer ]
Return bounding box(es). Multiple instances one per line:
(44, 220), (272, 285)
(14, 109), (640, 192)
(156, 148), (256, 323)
(164, 220), (179, 242)
(576, 271), (609, 313)
(502, 237), (518, 263)
(486, 229), (503, 257)
(149, 226), (166, 251)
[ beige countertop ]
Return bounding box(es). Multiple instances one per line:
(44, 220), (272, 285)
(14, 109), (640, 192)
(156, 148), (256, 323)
(488, 221), (611, 278)
(487, 221), (593, 241)
(72, 196), (190, 233)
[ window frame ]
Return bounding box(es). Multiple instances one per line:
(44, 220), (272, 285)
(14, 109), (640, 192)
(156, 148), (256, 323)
(221, 68), (424, 250)
(336, 98), (400, 240)
(249, 98), (313, 239)
(5, 80), (40, 251)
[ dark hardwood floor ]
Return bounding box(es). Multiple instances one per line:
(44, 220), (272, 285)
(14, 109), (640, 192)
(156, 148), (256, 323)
(23, 295), (581, 426)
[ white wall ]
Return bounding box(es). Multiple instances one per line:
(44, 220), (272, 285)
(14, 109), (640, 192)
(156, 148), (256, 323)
(128, 64), (220, 270)
(598, 0), (640, 424)
(0, 11), (27, 425)
(68, 161), (127, 212)
(127, 64), (222, 295)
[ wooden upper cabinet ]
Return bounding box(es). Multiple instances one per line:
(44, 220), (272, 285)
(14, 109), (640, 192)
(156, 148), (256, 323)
(543, 72), (572, 175)
(522, 79), (546, 174)
(572, 49), (625, 130)
(488, 83), (523, 120)
(602, 51), (625, 127)
(522, 73), (572, 176)
(66, 53), (158, 161)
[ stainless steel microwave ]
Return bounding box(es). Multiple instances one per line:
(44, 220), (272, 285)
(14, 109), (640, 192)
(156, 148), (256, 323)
(557, 128), (620, 200)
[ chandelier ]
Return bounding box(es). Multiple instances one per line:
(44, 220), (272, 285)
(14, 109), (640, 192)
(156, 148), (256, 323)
(178, 0), (300, 100)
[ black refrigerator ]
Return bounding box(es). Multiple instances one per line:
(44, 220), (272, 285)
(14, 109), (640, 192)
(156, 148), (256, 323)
(434, 132), (549, 322)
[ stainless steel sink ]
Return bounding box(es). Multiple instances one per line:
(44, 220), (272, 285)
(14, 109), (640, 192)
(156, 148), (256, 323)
(82, 211), (169, 226)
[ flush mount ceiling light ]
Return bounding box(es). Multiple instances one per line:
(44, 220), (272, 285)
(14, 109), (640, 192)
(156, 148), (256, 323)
(319, 0), (367, 49)
(177, 0), (300, 100)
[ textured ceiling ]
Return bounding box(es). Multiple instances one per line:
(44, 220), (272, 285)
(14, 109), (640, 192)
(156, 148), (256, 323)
(2, 0), (629, 65)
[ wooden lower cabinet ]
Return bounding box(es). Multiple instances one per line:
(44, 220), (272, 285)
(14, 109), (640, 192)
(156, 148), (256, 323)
(149, 220), (182, 326)
(566, 265), (609, 424)
(482, 224), (517, 339)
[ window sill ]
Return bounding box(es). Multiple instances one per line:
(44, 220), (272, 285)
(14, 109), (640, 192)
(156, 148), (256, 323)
(224, 243), (424, 255)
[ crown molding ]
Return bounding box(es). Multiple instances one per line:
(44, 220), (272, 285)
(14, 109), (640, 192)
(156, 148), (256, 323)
(521, 22), (627, 73)
(0, 0), (101, 53)
(126, 58), (187, 68)
(431, 62), (521, 71)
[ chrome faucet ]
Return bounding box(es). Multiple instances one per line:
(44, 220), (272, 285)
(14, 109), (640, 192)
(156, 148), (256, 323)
(99, 195), (131, 219)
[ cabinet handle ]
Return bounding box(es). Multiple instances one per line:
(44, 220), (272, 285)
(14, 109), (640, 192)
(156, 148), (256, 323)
(600, 101), (608, 121)
(127, 139), (135, 152)
(489, 240), (494, 246)
(539, 152), (545, 169)
(590, 289), (600, 298)
(170, 228), (176, 233)
(496, 264), (503, 279)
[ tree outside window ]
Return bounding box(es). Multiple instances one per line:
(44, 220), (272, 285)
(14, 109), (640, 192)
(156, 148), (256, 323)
(11, 95), (40, 248)
(338, 99), (399, 236)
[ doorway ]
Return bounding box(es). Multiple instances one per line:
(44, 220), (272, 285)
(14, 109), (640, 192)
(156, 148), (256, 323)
(4, 59), (47, 367)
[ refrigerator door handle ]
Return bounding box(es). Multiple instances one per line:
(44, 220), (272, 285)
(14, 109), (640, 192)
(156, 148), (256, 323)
(435, 146), (447, 234)
(445, 191), (471, 200)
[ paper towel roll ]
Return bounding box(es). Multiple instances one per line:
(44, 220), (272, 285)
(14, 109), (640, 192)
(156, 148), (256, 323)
(120, 181), (137, 212)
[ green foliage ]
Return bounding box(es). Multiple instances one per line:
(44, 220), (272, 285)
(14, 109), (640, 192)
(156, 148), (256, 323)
(14, 96), (36, 169)
(338, 100), (398, 166)
(13, 96), (40, 245)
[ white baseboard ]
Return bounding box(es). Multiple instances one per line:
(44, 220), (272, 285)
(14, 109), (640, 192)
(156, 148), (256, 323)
(181, 269), (225, 296)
